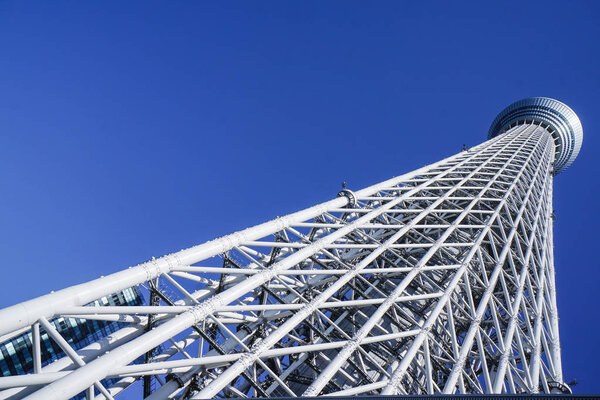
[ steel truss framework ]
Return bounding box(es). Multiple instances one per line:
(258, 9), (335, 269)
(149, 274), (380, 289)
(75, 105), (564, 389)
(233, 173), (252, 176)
(0, 99), (582, 400)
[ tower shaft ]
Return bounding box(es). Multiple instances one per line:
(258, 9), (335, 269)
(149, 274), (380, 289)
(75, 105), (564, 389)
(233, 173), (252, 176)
(0, 97), (582, 399)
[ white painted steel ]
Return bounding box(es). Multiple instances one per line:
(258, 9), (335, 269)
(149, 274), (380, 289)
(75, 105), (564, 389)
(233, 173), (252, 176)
(0, 157), (449, 338)
(0, 98), (580, 399)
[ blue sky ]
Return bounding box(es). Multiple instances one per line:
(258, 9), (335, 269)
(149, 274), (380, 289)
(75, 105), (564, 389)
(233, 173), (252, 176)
(1, 0), (599, 394)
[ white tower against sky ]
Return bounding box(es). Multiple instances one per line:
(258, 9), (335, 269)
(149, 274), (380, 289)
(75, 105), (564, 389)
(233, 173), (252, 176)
(0, 97), (583, 399)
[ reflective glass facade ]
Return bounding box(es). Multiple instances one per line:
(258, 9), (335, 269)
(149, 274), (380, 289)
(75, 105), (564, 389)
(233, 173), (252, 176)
(0, 287), (143, 399)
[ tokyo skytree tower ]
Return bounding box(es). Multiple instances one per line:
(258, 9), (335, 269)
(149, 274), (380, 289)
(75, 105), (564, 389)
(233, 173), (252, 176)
(0, 97), (583, 399)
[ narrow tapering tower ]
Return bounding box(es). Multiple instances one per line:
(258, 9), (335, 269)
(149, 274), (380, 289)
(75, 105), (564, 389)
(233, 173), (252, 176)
(0, 98), (582, 399)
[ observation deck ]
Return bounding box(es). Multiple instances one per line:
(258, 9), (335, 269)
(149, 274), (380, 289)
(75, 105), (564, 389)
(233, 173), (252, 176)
(488, 97), (583, 174)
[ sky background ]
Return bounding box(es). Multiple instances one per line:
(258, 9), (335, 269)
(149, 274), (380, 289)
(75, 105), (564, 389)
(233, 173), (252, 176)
(1, 0), (599, 395)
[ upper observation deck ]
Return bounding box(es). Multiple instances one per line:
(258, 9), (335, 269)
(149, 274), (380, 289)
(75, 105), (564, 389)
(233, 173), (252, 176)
(488, 97), (583, 174)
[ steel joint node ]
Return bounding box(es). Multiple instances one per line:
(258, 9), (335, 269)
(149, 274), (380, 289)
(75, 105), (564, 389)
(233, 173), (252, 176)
(337, 189), (357, 208)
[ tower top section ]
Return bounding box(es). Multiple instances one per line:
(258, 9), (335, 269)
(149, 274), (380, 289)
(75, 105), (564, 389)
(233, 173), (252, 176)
(488, 97), (583, 174)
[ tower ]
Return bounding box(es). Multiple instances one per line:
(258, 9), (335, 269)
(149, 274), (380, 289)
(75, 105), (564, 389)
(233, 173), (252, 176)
(0, 97), (583, 399)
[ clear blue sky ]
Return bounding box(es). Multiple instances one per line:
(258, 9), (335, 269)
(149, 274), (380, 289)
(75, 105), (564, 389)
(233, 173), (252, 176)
(1, 0), (599, 394)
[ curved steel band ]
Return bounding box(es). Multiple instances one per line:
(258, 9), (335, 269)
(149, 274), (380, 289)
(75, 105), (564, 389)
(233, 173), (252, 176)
(488, 97), (583, 174)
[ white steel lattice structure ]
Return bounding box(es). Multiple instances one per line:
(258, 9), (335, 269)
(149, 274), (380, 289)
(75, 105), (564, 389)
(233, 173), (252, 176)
(0, 97), (583, 399)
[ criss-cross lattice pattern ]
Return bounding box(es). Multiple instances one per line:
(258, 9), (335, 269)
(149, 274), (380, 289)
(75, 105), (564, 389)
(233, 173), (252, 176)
(0, 123), (565, 399)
